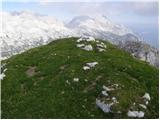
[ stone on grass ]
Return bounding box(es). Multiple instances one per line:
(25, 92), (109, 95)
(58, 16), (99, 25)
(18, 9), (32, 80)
(127, 110), (145, 118)
(86, 62), (98, 68)
(96, 99), (112, 113)
(101, 90), (108, 96)
(139, 104), (147, 109)
(0, 73), (6, 80)
(66, 80), (70, 85)
(86, 36), (95, 42)
(76, 44), (85, 48)
(143, 93), (151, 101)
(82, 45), (93, 51)
(103, 85), (114, 91)
(73, 78), (79, 82)
(83, 66), (90, 70)
(97, 48), (106, 52)
(77, 38), (83, 43)
(97, 44), (105, 48)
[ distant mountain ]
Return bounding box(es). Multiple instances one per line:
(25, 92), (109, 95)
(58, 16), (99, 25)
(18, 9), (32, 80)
(67, 15), (134, 36)
(1, 11), (158, 67)
(1, 11), (74, 58)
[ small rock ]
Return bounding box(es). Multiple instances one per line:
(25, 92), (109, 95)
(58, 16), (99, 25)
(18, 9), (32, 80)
(82, 105), (86, 109)
(139, 104), (147, 109)
(127, 110), (145, 118)
(97, 44), (105, 48)
(3, 68), (7, 72)
(103, 85), (114, 91)
(86, 62), (98, 68)
(61, 91), (65, 94)
(96, 40), (100, 43)
(86, 36), (95, 42)
(98, 48), (106, 52)
(83, 66), (90, 70)
(82, 45), (93, 51)
(143, 93), (151, 101)
(77, 38), (83, 42)
(117, 111), (122, 114)
(101, 90), (108, 96)
(66, 80), (70, 85)
(76, 44), (85, 48)
(96, 99), (112, 113)
(0, 73), (6, 80)
(145, 101), (149, 105)
(100, 42), (105, 45)
(73, 78), (79, 82)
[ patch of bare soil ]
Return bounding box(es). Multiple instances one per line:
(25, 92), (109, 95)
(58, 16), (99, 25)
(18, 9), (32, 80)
(83, 75), (103, 93)
(25, 66), (37, 77)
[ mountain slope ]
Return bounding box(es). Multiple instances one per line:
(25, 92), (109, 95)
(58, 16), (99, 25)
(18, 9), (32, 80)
(67, 15), (134, 36)
(1, 37), (158, 119)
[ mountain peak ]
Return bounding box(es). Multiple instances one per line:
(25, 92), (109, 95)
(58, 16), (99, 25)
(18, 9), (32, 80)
(68, 15), (133, 36)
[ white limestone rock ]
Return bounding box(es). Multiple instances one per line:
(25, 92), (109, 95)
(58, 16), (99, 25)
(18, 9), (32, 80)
(82, 45), (93, 51)
(86, 62), (98, 68)
(76, 44), (85, 48)
(143, 93), (151, 101)
(83, 66), (90, 70)
(73, 78), (79, 82)
(127, 110), (145, 118)
(96, 99), (112, 113)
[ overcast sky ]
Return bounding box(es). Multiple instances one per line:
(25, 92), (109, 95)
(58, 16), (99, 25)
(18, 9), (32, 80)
(2, 0), (159, 48)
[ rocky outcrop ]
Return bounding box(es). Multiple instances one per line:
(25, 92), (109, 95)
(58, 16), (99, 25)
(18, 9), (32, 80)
(118, 40), (159, 68)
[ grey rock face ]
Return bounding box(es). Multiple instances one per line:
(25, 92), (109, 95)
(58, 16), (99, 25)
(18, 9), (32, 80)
(119, 40), (159, 68)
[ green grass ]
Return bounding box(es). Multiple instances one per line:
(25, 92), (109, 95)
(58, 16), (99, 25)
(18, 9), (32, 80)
(1, 37), (159, 118)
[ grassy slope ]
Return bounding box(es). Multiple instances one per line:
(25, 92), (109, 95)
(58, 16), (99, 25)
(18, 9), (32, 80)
(1, 37), (158, 118)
